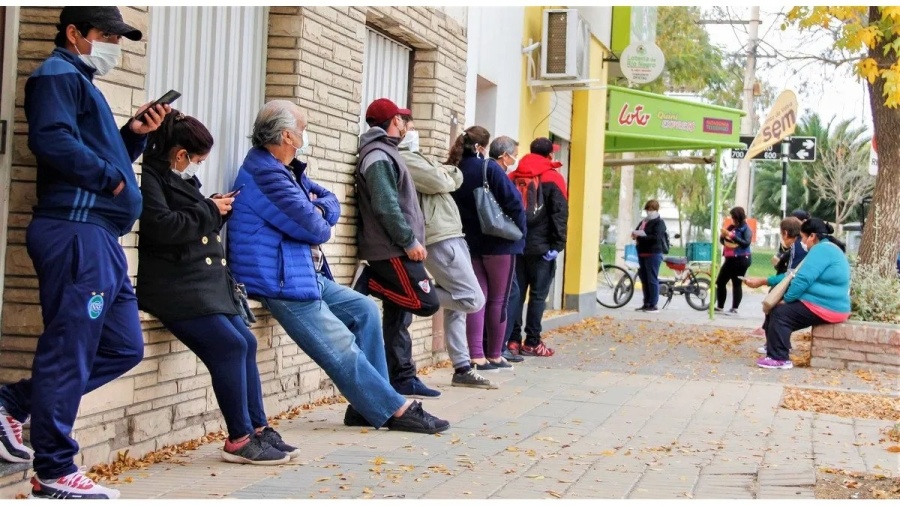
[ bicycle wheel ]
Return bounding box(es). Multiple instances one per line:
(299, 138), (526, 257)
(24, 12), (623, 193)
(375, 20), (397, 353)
(597, 264), (633, 308)
(685, 277), (711, 311)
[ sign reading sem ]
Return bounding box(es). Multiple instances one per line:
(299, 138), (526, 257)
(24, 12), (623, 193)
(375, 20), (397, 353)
(744, 90), (798, 160)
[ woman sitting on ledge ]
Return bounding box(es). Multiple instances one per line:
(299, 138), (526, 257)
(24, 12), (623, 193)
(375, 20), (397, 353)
(136, 110), (297, 465)
(752, 218), (850, 370)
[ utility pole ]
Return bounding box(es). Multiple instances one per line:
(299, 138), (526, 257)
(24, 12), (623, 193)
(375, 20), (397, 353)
(734, 6), (760, 213)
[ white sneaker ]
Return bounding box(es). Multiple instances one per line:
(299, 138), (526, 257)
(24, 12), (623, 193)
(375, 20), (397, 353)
(0, 405), (33, 463)
(756, 345), (767, 354)
(29, 470), (121, 499)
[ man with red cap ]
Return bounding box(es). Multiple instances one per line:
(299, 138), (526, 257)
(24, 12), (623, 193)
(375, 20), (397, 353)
(353, 98), (441, 398)
(0, 6), (169, 499)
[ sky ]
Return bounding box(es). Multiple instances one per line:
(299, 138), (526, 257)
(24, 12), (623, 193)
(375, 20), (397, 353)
(702, 6), (873, 132)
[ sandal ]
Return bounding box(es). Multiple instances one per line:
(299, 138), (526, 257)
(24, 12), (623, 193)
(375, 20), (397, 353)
(520, 342), (555, 357)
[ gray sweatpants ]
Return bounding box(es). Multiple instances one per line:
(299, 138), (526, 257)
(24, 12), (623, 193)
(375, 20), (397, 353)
(425, 237), (485, 369)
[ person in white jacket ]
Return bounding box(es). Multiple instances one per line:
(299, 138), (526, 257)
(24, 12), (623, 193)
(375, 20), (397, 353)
(397, 116), (495, 389)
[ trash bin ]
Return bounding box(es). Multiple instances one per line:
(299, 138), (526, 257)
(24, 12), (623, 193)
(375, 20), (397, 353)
(686, 242), (712, 262)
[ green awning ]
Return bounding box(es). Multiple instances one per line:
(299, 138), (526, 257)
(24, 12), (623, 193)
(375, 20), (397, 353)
(605, 85), (746, 153)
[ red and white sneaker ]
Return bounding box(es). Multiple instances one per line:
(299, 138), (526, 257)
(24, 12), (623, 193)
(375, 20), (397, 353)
(520, 341), (556, 357)
(30, 470), (121, 499)
(0, 405), (33, 463)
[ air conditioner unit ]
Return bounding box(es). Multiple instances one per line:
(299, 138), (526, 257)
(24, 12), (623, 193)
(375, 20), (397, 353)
(540, 9), (590, 80)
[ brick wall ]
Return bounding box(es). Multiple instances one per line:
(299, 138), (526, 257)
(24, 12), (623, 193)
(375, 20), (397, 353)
(0, 5), (467, 475)
(266, 6), (467, 369)
(810, 322), (900, 374)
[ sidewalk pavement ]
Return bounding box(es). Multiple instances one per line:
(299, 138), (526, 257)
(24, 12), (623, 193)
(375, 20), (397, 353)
(100, 293), (899, 499)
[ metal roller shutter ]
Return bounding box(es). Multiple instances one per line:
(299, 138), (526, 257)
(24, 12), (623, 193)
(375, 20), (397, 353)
(359, 29), (411, 133)
(147, 6), (267, 195)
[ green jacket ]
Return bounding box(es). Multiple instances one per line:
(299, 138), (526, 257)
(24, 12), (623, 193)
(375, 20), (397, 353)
(400, 148), (465, 246)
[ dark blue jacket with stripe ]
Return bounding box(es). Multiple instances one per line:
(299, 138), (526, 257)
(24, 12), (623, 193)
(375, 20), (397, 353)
(26, 48), (145, 237)
(227, 148), (341, 301)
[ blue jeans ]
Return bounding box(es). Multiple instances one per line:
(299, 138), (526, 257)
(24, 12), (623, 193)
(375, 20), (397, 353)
(262, 275), (406, 428)
(163, 314), (267, 440)
(637, 254), (663, 308)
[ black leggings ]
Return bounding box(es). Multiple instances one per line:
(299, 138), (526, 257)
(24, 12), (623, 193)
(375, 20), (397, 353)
(716, 256), (751, 309)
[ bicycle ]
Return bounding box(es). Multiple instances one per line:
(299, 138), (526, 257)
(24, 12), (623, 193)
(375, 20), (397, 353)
(658, 256), (711, 311)
(596, 249), (638, 309)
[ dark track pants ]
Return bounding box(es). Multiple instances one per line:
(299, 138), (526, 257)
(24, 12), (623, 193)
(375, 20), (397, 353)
(0, 218), (143, 480)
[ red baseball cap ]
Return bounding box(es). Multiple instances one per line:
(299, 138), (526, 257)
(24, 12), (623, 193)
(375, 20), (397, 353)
(365, 98), (411, 126)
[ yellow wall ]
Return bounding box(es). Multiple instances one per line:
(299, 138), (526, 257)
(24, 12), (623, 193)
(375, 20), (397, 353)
(518, 6), (553, 144)
(518, 7), (609, 310)
(564, 36), (608, 305)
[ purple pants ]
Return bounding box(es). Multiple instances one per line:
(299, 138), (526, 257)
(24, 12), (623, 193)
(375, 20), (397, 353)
(467, 254), (515, 359)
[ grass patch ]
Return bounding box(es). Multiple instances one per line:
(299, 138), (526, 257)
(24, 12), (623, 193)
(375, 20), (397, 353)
(599, 244), (779, 280)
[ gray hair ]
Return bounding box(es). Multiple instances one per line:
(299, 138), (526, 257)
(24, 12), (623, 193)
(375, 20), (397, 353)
(489, 136), (519, 159)
(251, 100), (300, 148)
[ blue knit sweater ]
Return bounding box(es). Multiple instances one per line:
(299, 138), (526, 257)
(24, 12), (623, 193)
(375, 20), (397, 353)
(783, 240), (851, 313)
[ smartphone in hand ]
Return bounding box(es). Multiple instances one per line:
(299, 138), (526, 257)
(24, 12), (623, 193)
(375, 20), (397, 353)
(223, 184), (245, 198)
(136, 89), (181, 121)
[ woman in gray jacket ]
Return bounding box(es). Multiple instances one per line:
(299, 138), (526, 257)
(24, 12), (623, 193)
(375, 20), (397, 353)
(398, 116), (494, 389)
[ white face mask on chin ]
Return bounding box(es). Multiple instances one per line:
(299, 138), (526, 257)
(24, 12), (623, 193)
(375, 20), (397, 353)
(77, 39), (122, 76)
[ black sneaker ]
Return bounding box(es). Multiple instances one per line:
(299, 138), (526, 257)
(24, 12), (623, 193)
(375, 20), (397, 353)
(501, 349), (524, 363)
(451, 369), (498, 389)
(488, 358), (513, 371)
(392, 377), (441, 398)
(257, 427), (300, 459)
(472, 361), (499, 373)
(343, 404), (373, 427)
(221, 434), (289, 465)
(386, 401), (449, 434)
(644, 307), (660, 313)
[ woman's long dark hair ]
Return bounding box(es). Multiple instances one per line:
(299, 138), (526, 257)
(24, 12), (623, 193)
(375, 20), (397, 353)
(801, 218), (847, 252)
(445, 126), (490, 167)
(729, 206), (747, 227)
(144, 109), (214, 161)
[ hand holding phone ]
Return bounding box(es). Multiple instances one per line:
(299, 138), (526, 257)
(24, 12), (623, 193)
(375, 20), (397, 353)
(224, 184), (245, 198)
(136, 90), (181, 121)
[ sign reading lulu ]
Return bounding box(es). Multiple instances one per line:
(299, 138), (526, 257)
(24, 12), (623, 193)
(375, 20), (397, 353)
(743, 90), (798, 160)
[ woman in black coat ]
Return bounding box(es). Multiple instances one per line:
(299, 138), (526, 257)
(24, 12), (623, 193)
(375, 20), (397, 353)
(136, 111), (294, 466)
(632, 199), (667, 312)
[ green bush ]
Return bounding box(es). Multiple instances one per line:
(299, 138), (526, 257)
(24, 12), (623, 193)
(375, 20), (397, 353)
(850, 262), (900, 324)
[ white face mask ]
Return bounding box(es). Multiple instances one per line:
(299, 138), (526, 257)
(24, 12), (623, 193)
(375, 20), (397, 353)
(297, 130), (310, 156)
(172, 156), (200, 180)
(77, 39), (121, 76)
(800, 240), (809, 252)
(399, 130), (420, 152)
(505, 154), (518, 173)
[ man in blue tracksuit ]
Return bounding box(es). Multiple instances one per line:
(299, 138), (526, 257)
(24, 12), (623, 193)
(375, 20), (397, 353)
(0, 7), (168, 499)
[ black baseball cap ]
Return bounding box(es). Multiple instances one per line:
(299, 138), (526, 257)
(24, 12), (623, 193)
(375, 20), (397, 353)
(58, 7), (143, 41)
(790, 209), (810, 221)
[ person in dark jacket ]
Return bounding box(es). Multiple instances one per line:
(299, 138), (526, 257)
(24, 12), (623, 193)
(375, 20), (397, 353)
(716, 206), (753, 314)
(449, 126), (527, 372)
(228, 100), (448, 435)
(632, 199), (667, 312)
(352, 98), (441, 399)
(505, 137), (569, 357)
(744, 216), (807, 352)
(0, 7), (169, 500)
(137, 111), (295, 467)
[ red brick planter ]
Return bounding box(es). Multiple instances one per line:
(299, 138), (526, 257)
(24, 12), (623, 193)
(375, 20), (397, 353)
(811, 321), (900, 374)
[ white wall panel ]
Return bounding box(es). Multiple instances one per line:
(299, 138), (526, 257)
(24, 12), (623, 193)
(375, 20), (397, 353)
(147, 6), (267, 195)
(549, 90), (573, 141)
(360, 29), (411, 134)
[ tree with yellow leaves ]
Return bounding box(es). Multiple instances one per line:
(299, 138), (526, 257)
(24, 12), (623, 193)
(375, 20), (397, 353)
(786, 6), (900, 275)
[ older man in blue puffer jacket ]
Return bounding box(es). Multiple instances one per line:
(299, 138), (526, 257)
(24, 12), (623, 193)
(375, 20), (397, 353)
(227, 100), (448, 435)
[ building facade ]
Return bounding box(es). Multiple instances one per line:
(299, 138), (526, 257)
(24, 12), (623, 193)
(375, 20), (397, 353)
(0, 5), (468, 487)
(464, 6), (612, 318)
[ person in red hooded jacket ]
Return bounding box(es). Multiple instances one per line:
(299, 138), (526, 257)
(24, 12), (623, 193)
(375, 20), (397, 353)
(505, 138), (569, 357)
